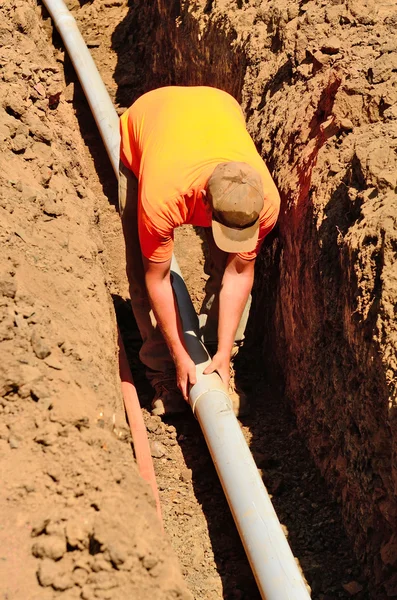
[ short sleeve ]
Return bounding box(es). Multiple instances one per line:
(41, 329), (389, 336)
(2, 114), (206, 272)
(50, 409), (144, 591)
(138, 212), (175, 262)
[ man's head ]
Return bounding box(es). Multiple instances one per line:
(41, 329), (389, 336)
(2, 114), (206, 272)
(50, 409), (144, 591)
(206, 162), (264, 253)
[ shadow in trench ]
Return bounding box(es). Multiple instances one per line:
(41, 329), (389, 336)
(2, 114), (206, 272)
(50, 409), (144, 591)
(235, 276), (369, 598)
(111, 0), (247, 109)
(234, 377), (370, 600)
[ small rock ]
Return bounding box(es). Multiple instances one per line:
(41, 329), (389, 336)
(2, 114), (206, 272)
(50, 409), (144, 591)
(311, 50), (331, 68)
(320, 36), (341, 55)
(142, 555), (158, 571)
(34, 82), (46, 97)
(384, 104), (397, 120)
(63, 82), (74, 103)
(287, 5), (299, 20)
(46, 522), (66, 538)
(370, 53), (397, 84)
(0, 276), (17, 298)
(342, 581), (364, 595)
(4, 92), (26, 118)
(23, 149), (35, 163)
(11, 133), (28, 153)
(90, 557), (112, 573)
(52, 573), (74, 591)
(329, 162), (342, 174)
(37, 559), (58, 587)
(32, 535), (67, 560)
(150, 441), (166, 458)
(180, 468), (192, 483)
(31, 517), (50, 538)
(30, 379), (50, 401)
(8, 437), (19, 449)
(108, 542), (128, 567)
(14, 313), (27, 330)
(14, 5), (37, 34)
(340, 118), (354, 131)
(44, 356), (63, 370)
(72, 567), (88, 587)
(24, 113), (52, 144)
(31, 330), (51, 359)
(48, 91), (62, 110)
(65, 517), (92, 549)
(162, 437), (177, 447)
(81, 586), (95, 600)
(146, 417), (160, 433)
(86, 39), (101, 48)
(43, 199), (63, 217)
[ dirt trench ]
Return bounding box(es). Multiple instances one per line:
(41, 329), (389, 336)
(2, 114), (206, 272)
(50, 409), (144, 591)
(0, 0), (395, 600)
(103, 0), (396, 597)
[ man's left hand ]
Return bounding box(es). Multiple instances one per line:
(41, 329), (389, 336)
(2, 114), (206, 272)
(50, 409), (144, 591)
(203, 352), (230, 389)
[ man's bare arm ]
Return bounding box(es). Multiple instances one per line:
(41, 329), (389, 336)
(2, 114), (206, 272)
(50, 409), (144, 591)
(143, 256), (197, 399)
(204, 255), (255, 386)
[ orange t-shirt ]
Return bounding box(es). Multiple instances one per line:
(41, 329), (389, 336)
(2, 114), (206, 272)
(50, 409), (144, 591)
(120, 86), (280, 262)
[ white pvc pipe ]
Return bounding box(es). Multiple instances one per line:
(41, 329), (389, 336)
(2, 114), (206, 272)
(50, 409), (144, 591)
(171, 259), (311, 600)
(43, 0), (120, 177)
(43, 2), (311, 597)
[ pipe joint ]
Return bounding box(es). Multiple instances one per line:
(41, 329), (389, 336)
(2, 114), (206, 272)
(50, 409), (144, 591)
(189, 373), (232, 416)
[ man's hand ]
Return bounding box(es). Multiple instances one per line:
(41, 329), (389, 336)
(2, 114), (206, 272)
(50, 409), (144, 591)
(203, 352), (230, 389)
(143, 257), (198, 400)
(175, 353), (197, 400)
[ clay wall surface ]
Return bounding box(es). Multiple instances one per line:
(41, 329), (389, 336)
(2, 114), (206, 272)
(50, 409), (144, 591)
(112, 0), (397, 596)
(0, 1), (191, 598)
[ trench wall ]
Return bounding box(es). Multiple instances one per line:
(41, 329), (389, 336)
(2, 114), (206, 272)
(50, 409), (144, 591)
(0, 1), (191, 597)
(112, 0), (397, 596)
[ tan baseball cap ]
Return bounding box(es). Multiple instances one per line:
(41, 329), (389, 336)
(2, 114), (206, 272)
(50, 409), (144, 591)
(207, 162), (264, 253)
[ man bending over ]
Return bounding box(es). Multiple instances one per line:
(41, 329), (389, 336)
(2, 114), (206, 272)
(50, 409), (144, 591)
(119, 86), (280, 416)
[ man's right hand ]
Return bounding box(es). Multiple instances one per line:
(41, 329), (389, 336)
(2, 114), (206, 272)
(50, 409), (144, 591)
(143, 256), (197, 400)
(174, 353), (197, 400)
